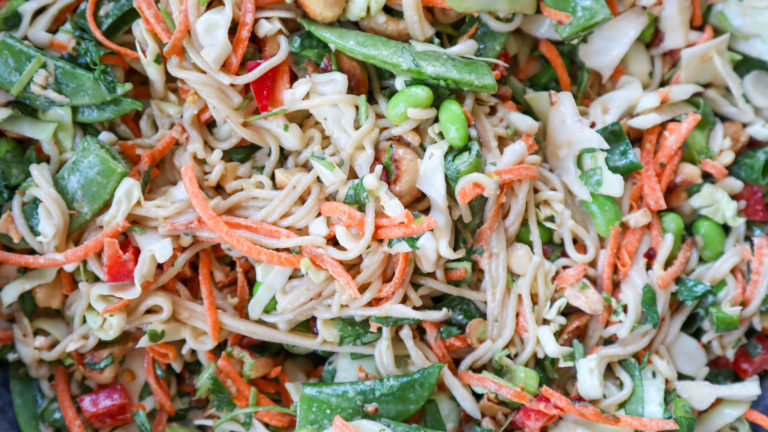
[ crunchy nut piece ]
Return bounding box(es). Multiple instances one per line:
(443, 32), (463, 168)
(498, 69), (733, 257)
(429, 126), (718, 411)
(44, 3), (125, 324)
(723, 120), (749, 154)
(563, 280), (605, 315)
(479, 393), (513, 417)
(466, 318), (487, 348)
(32, 278), (64, 310)
(376, 141), (421, 205)
(360, 12), (410, 42)
(320, 52), (369, 96)
(675, 162), (702, 188)
(0, 211), (22, 243)
(275, 167), (308, 189)
(79, 339), (132, 385)
(297, 0), (346, 24)
(231, 346), (276, 379)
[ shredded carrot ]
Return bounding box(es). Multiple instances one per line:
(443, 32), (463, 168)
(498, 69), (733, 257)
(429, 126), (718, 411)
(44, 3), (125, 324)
(128, 124), (184, 180)
(332, 415), (357, 432)
(610, 64), (623, 81)
(445, 266), (468, 282)
(134, 0), (172, 42)
(147, 342), (177, 364)
(458, 22), (478, 43)
(656, 88), (670, 104)
(656, 237), (695, 289)
(152, 409), (169, 432)
(378, 252), (411, 300)
(224, 0), (255, 73)
(659, 148), (683, 193)
(302, 246), (361, 298)
(375, 211), (414, 228)
(745, 237), (768, 307)
(456, 182), (485, 205)
(120, 114), (142, 139)
(601, 225), (621, 296)
(616, 226), (644, 280)
(220, 215), (296, 240)
(0, 220), (129, 268)
(320, 202), (366, 233)
(640, 125), (667, 211)
(235, 257), (249, 317)
(516, 299), (527, 336)
(538, 39), (571, 92)
(181, 164), (303, 268)
(653, 113), (702, 170)
(700, 158), (729, 180)
(459, 371), (560, 415)
(421, 322), (456, 373)
(697, 24), (714, 44)
(145, 350), (175, 415)
(539, 1), (572, 24)
(649, 212), (662, 252)
(605, 0), (619, 16)
(254, 0), (286, 6)
(86, 0), (140, 60)
(444, 334), (469, 351)
(554, 263), (588, 288)
(162, 0), (190, 57)
(514, 56), (539, 81)
(387, 0), (452, 8)
(733, 266), (746, 306)
(98, 281), (150, 316)
(199, 249), (221, 343)
(374, 216), (438, 240)
(255, 392), (295, 428)
(254, 378), (281, 394)
(54, 365), (87, 432)
(49, 37), (71, 53)
(61, 270), (76, 295)
(100, 53), (129, 68)
(691, 0), (703, 28)
(494, 164), (540, 186)
(50, 0), (83, 31)
(0, 329), (13, 345)
(474, 188), (507, 250)
(522, 133), (538, 153)
(217, 354), (251, 398)
(745, 409), (768, 430)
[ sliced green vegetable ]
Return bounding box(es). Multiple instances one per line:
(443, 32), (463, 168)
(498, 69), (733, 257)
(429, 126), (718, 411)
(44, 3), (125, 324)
(582, 193), (621, 237)
(40, 399), (66, 430)
(682, 97), (715, 165)
(299, 19), (498, 93)
(640, 283), (659, 329)
(420, 399), (447, 431)
(638, 13), (656, 44)
(9, 361), (43, 432)
(0, 113), (57, 141)
(74, 0), (139, 39)
(516, 222), (554, 246)
(0, 34), (131, 109)
(39, 106), (75, 152)
(381, 419), (441, 432)
(597, 122), (642, 175)
(0, 137), (38, 206)
(73, 97), (143, 123)
(369, 316), (421, 327)
(708, 305), (739, 333)
(542, 0), (613, 40)
(433, 295), (483, 328)
(445, 140), (484, 189)
(730, 145), (768, 185)
(446, 0), (536, 14)
(10, 55), (44, 97)
(670, 397), (695, 432)
(675, 278), (713, 305)
(19, 291), (36, 317)
(459, 17), (507, 58)
(660, 211), (685, 260)
(224, 144), (259, 163)
(0, 0), (23, 32)
(290, 31), (331, 65)
(619, 358), (643, 416)
(336, 317), (382, 346)
(495, 356), (539, 395)
(296, 363), (443, 430)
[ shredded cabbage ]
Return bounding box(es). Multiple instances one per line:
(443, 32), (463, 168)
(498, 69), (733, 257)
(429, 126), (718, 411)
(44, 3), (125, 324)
(688, 183), (746, 227)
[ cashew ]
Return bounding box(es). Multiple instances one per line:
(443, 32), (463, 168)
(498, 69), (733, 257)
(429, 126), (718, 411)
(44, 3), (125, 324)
(675, 161), (702, 187)
(466, 318), (487, 348)
(360, 12), (410, 42)
(563, 280), (605, 315)
(32, 278), (64, 309)
(275, 167), (308, 189)
(79, 339), (132, 385)
(0, 211), (21, 244)
(320, 52), (369, 96)
(376, 141), (421, 205)
(479, 394), (513, 417)
(232, 346), (276, 379)
(298, 0), (346, 24)
(556, 311), (591, 346)
(723, 120), (749, 154)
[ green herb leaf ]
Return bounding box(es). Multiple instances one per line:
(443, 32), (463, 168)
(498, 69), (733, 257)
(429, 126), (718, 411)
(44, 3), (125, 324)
(597, 122), (643, 175)
(369, 316), (421, 327)
(708, 305), (740, 333)
(225, 144), (259, 163)
(133, 410), (152, 432)
(145, 329), (166, 343)
(675, 278), (713, 305)
(619, 358), (644, 416)
(343, 179), (369, 210)
(388, 234), (423, 251)
(84, 353), (114, 370)
(432, 295), (483, 329)
(640, 284), (659, 329)
(337, 317), (382, 346)
(209, 374), (238, 412)
(243, 108), (288, 122)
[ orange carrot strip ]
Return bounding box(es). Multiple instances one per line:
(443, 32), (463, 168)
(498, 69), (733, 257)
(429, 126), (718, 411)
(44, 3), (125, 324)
(700, 158), (728, 181)
(659, 148), (683, 193)
(514, 56), (539, 81)
(378, 252), (410, 299)
(615, 415), (680, 431)
(147, 342), (177, 364)
(86, 0), (140, 60)
(539, 1), (572, 23)
(656, 237), (695, 289)
(745, 409), (768, 430)
(697, 24), (714, 44)
(54, 366), (87, 432)
(199, 249), (221, 343)
(745, 237), (768, 307)
(516, 299), (528, 336)
(649, 212), (662, 252)
(120, 114), (142, 139)
(459, 371), (560, 415)
(152, 409), (169, 432)
(61, 270), (76, 295)
(421, 322), (455, 373)
(220, 215), (296, 240)
(457, 182), (485, 204)
(458, 22), (478, 43)
(617, 226), (644, 280)
(100, 53), (129, 68)
(235, 257), (249, 317)
(733, 267), (746, 306)
(640, 125), (666, 211)
(332, 415), (357, 432)
(0, 329), (13, 345)
(162, 0), (190, 57)
(217, 354), (251, 399)
(387, 0), (451, 8)
(302, 246), (361, 298)
(224, 0), (256, 74)
(375, 211), (414, 228)
(49, 37), (71, 53)
(181, 164), (303, 268)
(128, 124), (184, 179)
(522, 133), (538, 153)
(654, 113), (702, 169)
(0, 220), (129, 268)
(539, 39), (571, 92)
(320, 202), (366, 233)
(610, 64), (623, 81)
(494, 164), (539, 185)
(601, 225), (621, 296)
(445, 267), (468, 282)
(605, 0), (619, 16)
(144, 350), (175, 415)
(255, 392), (295, 427)
(444, 334), (469, 350)
(374, 216), (438, 240)
(473, 188), (507, 250)
(691, 0), (702, 27)
(554, 263), (588, 288)
(134, 0), (172, 42)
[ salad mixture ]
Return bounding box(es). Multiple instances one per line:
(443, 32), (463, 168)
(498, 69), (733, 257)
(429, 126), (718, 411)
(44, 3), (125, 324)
(1, 0), (768, 431)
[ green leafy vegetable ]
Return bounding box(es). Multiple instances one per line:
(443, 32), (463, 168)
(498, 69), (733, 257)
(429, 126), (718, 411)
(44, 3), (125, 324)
(209, 374), (238, 412)
(388, 234), (423, 251)
(145, 328), (166, 343)
(337, 317), (381, 346)
(420, 400), (447, 431)
(83, 353), (115, 370)
(225, 144), (259, 163)
(344, 179), (370, 210)
(675, 278), (713, 304)
(542, 0), (613, 40)
(730, 144), (768, 185)
(9, 361), (43, 432)
(640, 284), (659, 328)
(682, 97), (715, 165)
(433, 295), (483, 329)
(445, 140), (484, 190)
(670, 397), (695, 432)
(369, 316), (421, 327)
(597, 122), (643, 175)
(289, 31), (331, 65)
(132, 410), (152, 432)
(0, 0), (23, 32)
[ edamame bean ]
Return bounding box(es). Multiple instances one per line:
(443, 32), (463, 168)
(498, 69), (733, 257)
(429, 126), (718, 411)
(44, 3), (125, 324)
(582, 193), (621, 238)
(692, 216), (726, 262)
(660, 211), (684, 259)
(438, 99), (469, 148)
(385, 85), (434, 125)
(517, 222), (553, 247)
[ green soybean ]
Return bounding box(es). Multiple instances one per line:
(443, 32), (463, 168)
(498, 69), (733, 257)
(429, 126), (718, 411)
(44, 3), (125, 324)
(439, 99), (469, 148)
(581, 193), (621, 237)
(692, 216), (726, 262)
(386, 85), (434, 125)
(517, 222), (553, 246)
(660, 211), (684, 260)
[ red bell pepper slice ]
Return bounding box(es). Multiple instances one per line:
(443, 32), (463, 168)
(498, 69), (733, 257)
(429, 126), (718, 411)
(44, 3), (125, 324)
(246, 59), (279, 113)
(733, 334), (768, 379)
(735, 183), (768, 221)
(76, 383), (133, 429)
(510, 395), (559, 432)
(102, 238), (139, 283)
(492, 51), (511, 78)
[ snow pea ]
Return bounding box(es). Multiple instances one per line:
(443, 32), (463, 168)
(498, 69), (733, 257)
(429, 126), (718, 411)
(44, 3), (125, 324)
(53, 136), (128, 231)
(9, 361), (44, 432)
(0, 34), (131, 109)
(73, 97), (143, 123)
(597, 122), (642, 175)
(459, 17), (508, 59)
(542, 0), (613, 40)
(299, 19), (498, 93)
(295, 363), (443, 430)
(446, 0), (536, 14)
(74, 0), (139, 39)
(731, 144), (768, 185)
(381, 419), (441, 432)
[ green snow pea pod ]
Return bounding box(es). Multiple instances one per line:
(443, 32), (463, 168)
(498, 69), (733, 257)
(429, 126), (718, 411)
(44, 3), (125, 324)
(597, 122), (642, 175)
(439, 99), (469, 148)
(541, 0), (613, 40)
(446, 0), (536, 14)
(295, 363), (443, 430)
(73, 97), (143, 123)
(73, 0), (139, 39)
(298, 19), (498, 93)
(0, 34), (131, 109)
(9, 361), (44, 432)
(386, 85), (434, 125)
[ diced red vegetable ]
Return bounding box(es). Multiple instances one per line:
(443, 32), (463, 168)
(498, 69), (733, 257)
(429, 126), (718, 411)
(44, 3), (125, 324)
(492, 51), (511, 78)
(246, 59), (279, 113)
(76, 383), (133, 429)
(735, 184), (768, 221)
(733, 334), (768, 379)
(510, 395), (559, 432)
(102, 238), (139, 283)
